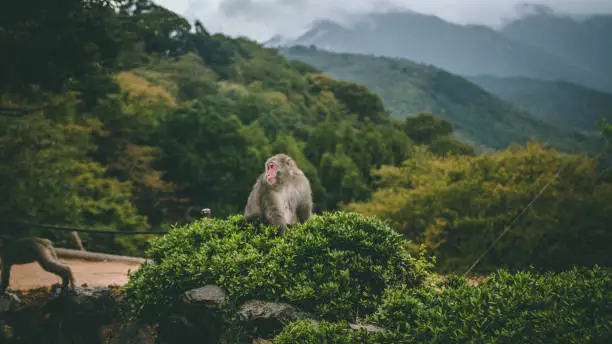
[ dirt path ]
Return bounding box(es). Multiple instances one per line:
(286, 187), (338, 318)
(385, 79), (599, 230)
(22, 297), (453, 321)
(8, 258), (143, 290)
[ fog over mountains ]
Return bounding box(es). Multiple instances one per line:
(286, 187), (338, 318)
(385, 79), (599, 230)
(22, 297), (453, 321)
(265, 4), (612, 94)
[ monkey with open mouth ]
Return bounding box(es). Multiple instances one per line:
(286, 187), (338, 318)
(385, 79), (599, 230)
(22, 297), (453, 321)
(244, 154), (313, 234)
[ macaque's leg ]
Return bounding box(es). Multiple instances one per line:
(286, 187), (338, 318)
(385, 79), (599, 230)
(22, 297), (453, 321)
(38, 249), (75, 290)
(50, 247), (59, 260)
(297, 200), (313, 223)
(264, 202), (289, 234)
(0, 263), (11, 294)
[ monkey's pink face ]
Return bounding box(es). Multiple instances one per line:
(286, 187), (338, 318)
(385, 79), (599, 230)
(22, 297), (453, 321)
(266, 161), (278, 184)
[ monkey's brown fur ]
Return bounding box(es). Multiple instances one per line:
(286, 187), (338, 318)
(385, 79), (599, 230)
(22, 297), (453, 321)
(244, 154), (313, 233)
(0, 235), (76, 293)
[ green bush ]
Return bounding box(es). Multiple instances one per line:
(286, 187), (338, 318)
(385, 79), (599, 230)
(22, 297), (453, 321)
(124, 211), (433, 321)
(368, 266), (612, 343)
(273, 267), (611, 343)
(274, 320), (396, 343)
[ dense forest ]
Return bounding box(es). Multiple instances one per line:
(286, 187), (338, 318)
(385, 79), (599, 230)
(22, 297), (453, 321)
(1, 0), (611, 271)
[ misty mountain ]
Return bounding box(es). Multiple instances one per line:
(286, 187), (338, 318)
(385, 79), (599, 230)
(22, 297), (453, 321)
(267, 10), (612, 94)
(468, 75), (612, 134)
(501, 11), (612, 85)
(279, 45), (601, 153)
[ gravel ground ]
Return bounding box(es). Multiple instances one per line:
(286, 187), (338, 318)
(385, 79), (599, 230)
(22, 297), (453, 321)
(8, 258), (142, 290)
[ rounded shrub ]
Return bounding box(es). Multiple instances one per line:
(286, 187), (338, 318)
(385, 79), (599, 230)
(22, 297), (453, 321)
(124, 211), (433, 321)
(367, 266), (612, 343)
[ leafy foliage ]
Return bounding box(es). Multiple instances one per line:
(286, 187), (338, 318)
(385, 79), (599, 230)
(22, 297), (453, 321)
(276, 267), (611, 343)
(369, 267), (612, 343)
(0, 0), (121, 94)
(403, 114), (476, 156)
(274, 320), (393, 343)
(345, 142), (612, 272)
(124, 212), (433, 322)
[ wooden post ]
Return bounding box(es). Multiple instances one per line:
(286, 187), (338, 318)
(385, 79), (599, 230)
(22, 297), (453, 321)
(200, 208), (212, 219)
(71, 231), (86, 251)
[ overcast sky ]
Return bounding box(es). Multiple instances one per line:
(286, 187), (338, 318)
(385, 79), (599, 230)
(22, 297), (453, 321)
(155, 0), (612, 42)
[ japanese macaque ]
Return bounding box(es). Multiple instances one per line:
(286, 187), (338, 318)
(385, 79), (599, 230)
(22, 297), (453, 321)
(0, 235), (75, 294)
(244, 153), (313, 233)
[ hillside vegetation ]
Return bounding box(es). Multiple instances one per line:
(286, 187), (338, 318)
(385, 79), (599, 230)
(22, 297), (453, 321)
(469, 75), (612, 134)
(279, 45), (601, 152)
(345, 142), (612, 272)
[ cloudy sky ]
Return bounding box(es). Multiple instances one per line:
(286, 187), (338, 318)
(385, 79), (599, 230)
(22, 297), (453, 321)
(155, 0), (612, 42)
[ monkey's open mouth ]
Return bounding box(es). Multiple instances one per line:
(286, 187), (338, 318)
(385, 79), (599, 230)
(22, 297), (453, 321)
(266, 163), (277, 184)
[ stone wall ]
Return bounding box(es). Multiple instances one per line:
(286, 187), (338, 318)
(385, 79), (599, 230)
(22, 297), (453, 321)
(0, 285), (384, 344)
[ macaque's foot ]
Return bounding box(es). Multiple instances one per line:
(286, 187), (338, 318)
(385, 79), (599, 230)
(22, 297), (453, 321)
(276, 225), (288, 236)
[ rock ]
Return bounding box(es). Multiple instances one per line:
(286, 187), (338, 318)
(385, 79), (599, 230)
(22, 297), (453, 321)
(179, 285), (227, 310)
(41, 287), (118, 344)
(47, 286), (117, 323)
(1, 287), (120, 344)
(348, 323), (386, 333)
(252, 339), (273, 344)
(157, 285), (229, 344)
(112, 321), (157, 344)
(155, 315), (209, 344)
(236, 300), (312, 337)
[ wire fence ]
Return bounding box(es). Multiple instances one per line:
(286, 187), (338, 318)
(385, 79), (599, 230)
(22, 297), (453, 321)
(0, 219), (170, 235)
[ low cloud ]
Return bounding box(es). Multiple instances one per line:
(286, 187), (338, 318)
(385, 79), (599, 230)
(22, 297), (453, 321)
(156, 0), (612, 41)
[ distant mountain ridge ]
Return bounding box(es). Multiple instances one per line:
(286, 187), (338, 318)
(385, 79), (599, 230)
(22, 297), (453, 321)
(279, 45), (602, 153)
(501, 10), (612, 82)
(266, 9), (612, 94)
(468, 75), (612, 134)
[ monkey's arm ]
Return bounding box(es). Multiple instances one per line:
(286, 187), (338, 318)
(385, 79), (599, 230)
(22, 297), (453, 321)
(244, 177), (263, 221)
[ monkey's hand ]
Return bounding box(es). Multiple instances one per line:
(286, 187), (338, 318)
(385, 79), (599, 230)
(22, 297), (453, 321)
(276, 224), (288, 236)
